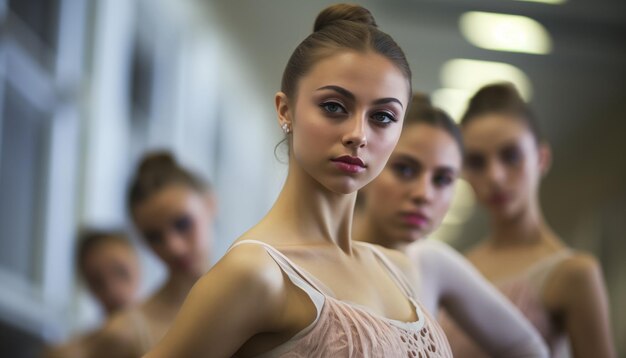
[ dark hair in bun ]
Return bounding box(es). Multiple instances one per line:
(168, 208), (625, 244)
(405, 92), (463, 154)
(281, 3), (411, 101)
(313, 4), (377, 32)
(127, 150), (209, 214)
(461, 82), (544, 142)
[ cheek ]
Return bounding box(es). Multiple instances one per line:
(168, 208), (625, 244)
(434, 189), (455, 220)
(293, 115), (333, 158)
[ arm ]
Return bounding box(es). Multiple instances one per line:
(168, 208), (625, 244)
(143, 244), (288, 358)
(551, 254), (616, 358)
(416, 240), (549, 357)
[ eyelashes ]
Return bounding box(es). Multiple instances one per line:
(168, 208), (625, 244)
(319, 100), (398, 126)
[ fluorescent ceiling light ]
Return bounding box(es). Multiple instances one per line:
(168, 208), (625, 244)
(460, 11), (552, 54)
(432, 88), (472, 123)
(440, 58), (533, 100)
(515, 0), (566, 4)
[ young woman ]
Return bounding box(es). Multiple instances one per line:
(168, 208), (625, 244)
(354, 94), (548, 357)
(43, 230), (141, 358)
(89, 151), (216, 358)
(444, 83), (616, 357)
(145, 4), (451, 358)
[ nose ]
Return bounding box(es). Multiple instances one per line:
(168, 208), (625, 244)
(410, 175), (433, 205)
(163, 232), (188, 258)
(342, 115), (367, 149)
(485, 160), (506, 185)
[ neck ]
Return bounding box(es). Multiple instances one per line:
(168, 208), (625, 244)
(353, 208), (410, 253)
(266, 159), (356, 253)
(489, 199), (552, 247)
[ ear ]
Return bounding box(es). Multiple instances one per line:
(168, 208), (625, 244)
(275, 91), (292, 129)
(538, 141), (552, 177)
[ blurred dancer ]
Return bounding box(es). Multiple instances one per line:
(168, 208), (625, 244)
(355, 93), (548, 357)
(443, 83), (616, 357)
(90, 151), (215, 358)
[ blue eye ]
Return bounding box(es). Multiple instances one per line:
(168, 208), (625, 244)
(371, 112), (396, 126)
(320, 102), (346, 114)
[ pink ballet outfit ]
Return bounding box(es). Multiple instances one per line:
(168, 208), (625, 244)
(441, 250), (573, 358)
(231, 240), (452, 358)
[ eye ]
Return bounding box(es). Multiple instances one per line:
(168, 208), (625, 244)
(392, 162), (416, 180)
(144, 231), (163, 245)
(500, 146), (522, 166)
(320, 101), (346, 115)
(433, 172), (454, 188)
(173, 215), (193, 234)
(465, 153), (485, 171)
(371, 111), (397, 126)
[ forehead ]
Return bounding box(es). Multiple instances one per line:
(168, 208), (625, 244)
(462, 114), (534, 152)
(298, 50), (410, 105)
(133, 185), (198, 229)
(393, 124), (462, 169)
(83, 243), (134, 268)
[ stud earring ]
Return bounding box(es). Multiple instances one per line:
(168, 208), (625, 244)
(281, 123), (291, 134)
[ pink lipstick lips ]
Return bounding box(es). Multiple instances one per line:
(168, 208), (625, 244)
(331, 155), (366, 174)
(400, 212), (429, 229)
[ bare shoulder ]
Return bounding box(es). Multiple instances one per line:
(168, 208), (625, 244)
(554, 251), (603, 288)
(545, 251), (606, 307)
(209, 241), (286, 291)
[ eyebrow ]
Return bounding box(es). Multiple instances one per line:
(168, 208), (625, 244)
(316, 85), (403, 109)
(394, 154), (459, 174)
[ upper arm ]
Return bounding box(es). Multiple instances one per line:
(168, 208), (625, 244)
(553, 254), (616, 358)
(144, 244), (288, 358)
(426, 241), (548, 357)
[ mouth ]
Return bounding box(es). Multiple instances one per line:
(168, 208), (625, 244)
(399, 211), (430, 228)
(331, 155), (366, 174)
(488, 192), (510, 206)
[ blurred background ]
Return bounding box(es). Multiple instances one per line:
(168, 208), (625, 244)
(0, 0), (624, 356)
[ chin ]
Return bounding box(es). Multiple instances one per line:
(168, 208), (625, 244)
(321, 176), (365, 195)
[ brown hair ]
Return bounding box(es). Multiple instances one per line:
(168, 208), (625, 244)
(460, 82), (544, 142)
(76, 229), (134, 273)
(281, 4), (412, 101)
(405, 92), (463, 154)
(127, 151), (209, 215)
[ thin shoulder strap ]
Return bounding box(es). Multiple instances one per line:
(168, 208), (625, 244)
(229, 240), (327, 295)
(355, 241), (417, 299)
(529, 249), (573, 292)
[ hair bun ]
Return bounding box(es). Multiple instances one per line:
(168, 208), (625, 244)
(137, 151), (178, 176)
(314, 4), (377, 32)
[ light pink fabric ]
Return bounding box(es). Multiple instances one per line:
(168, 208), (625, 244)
(440, 250), (572, 358)
(233, 240), (452, 358)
